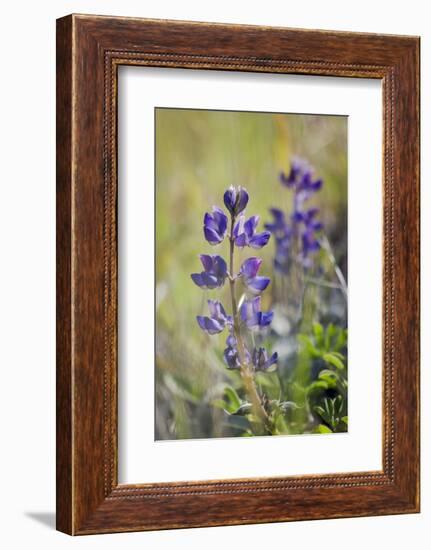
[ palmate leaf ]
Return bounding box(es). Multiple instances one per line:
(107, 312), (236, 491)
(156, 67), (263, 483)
(299, 325), (347, 368)
(314, 395), (345, 431)
(323, 352), (345, 370)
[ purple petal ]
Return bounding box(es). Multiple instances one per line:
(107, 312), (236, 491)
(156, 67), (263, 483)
(311, 221), (323, 231)
(279, 171), (295, 187)
(212, 207), (228, 235)
(213, 255), (228, 278)
(252, 347), (267, 369)
(226, 333), (236, 347)
(244, 216), (259, 237)
(249, 231), (271, 249)
(268, 352), (278, 365)
(240, 257), (262, 279)
(311, 178), (323, 191)
(306, 208), (319, 220)
(199, 254), (214, 271)
(236, 188), (249, 214)
(260, 353), (278, 371)
(200, 273), (220, 288)
(259, 311), (274, 327)
(264, 222), (276, 232)
(207, 299), (228, 323)
(223, 347), (240, 369)
(233, 216), (244, 239)
(204, 212), (218, 232)
(262, 352), (278, 371)
(240, 297), (261, 323)
(204, 226), (223, 245)
(234, 233), (248, 248)
(239, 301), (249, 322)
(245, 276), (270, 293)
(196, 316), (224, 335)
(191, 273), (205, 287)
(269, 208), (286, 223)
(251, 296), (261, 313)
(223, 187), (236, 215)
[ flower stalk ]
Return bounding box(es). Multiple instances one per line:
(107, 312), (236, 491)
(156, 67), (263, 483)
(191, 185), (276, 436)
(228, 214), (269, 430)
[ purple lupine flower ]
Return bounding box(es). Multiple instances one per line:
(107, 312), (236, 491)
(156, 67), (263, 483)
(223, 186), (249, 217)
(279, 157), (308, 188)
(240, 296), (274, 330)
(252, 347), (278, 372)
(223, 334), (240, 369)
(294, 207), (323, 231)
(223, 335), (250, 370)
(193, 186), (277, 384)
(265, 208), (289, 238)
(191, 254), (228, 289)
(197, 300), (232, 335)
(280, 158), (322, 217)
(239, 257), (271, 294)
(267, 158), (324, 272)
(280, 158), (322, 195)
(299, 208), (323, 267)
(223, 346), (241, 370)
(233, 215), (271, 249)
(265, 208), (292, 274)
(203, 206), (228, 245)
(300, 230), (321, 268)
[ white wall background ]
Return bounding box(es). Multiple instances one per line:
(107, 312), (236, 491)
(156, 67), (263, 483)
(0, 1), (427, 548)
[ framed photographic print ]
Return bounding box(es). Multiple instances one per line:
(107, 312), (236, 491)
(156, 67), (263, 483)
(56, 14), (420, 534)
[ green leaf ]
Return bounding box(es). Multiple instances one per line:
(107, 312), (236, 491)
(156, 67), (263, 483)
(229, 403), (253, 416)
(298, 334), (321, 358)
(223, 386), (242, 414)
(334, 329), (348, 351)
(314, 424), (333, 434)
(341, 416), (348, 425)
(312, 322), (324, 348)
(212, 399), (228, 410)
(325, 323), (337, 351)
(314, 405), (326, 418)
(318, 369), (338, 388)
(323, 352), (345, 370)
(307, 381), (329, 394)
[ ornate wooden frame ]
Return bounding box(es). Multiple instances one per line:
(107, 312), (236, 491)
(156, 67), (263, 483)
(56, 14), (420, 535)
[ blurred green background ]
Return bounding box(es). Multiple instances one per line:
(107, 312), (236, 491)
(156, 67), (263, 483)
(155, 108), (347, 440)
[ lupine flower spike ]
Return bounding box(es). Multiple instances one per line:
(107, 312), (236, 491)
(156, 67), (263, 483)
(191, 186), (278, 432)
(265, 157), (324, 272)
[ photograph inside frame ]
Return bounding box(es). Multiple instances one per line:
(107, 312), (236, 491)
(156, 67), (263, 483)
(155, 107), (348, 440)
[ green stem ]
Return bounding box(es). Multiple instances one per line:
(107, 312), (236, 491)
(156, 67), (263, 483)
(321, 234), (348, 299)
(228, 215), (269, 432)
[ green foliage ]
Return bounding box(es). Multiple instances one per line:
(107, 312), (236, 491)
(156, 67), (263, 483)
(313, 424), (333, 434)
(314, 395), (346, 432)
